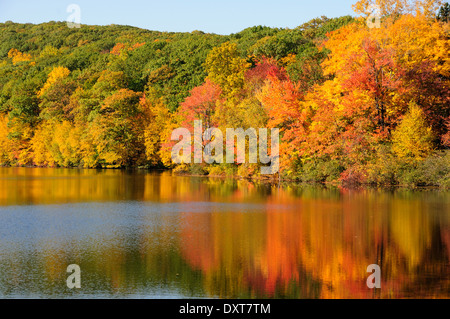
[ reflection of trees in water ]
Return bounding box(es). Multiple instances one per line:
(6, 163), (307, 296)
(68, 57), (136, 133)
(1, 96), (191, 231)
(0, 168), (448, 298)
(0, 215), (205, 297)
(178, 187), (450, 298)
(0, 168), (283, 205)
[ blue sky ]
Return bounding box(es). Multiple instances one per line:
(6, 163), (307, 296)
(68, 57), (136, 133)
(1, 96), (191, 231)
(0, 0), (357, 35)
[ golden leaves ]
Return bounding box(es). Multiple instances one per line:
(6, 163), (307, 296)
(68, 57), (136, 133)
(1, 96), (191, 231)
(392, 102), (435, 161)
(8, 48), (32, 65)
(204, 42), (251, 98)
(38, 66), (70, 98)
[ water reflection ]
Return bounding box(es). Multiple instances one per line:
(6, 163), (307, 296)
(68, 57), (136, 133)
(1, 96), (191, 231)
(0, 168), (448, 298)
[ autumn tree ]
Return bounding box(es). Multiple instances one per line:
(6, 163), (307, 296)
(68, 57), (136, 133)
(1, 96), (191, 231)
(244, 57), (288, 93)
(204, 42), (251, 98)
(0, 115), (13, 164)
(38, 66), (71, 98)
(392, 103), (435, 162)
(140, 89), (172, 166)
(38, 69), (76, 120)
(342, 39), (405, 131)
(178, 79), (223, 131)
(8, 48), (32, 65)
(257, 74), (305, 172)
(322, 14), (449, 140)
(95, 88), (144, 167)
(31, 120), (84, 167)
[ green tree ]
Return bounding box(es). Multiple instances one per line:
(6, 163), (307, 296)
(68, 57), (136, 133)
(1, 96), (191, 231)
(437, 2), (450, 21)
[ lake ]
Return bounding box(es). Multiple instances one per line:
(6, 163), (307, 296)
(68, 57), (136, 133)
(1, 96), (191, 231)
(0, 167), (449, 298)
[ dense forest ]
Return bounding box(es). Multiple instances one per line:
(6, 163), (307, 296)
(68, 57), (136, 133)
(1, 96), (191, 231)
(0, 0), (449, 187)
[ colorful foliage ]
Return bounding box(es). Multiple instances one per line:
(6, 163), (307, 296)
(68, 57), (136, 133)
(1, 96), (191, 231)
(0, 1), (448, 186)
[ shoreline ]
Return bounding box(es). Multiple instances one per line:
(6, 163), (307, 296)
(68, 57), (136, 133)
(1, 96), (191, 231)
(1, 165), (447, 190)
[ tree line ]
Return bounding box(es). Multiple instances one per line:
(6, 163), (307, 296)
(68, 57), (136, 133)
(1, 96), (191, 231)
(0, 0), (449, 187)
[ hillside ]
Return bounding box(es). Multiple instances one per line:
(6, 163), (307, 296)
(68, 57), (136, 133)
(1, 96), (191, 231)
(0, 1), (449, 188)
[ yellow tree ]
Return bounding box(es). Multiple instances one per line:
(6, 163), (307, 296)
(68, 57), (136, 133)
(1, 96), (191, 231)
(30, 120), (56, 166)
(31, 119), (84, 167)
(0, 115), (13, 165)
(204, 42), (251, 98)
(382, 14), (450, 136)
(392, 102), (435, 162)
(383, 14), (450, 78)
(38, 66), (71, 98)
(140, 90), (172, 166)
(8, 48), (32, 65)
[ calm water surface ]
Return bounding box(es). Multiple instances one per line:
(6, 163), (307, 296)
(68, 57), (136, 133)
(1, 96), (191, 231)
(0, 167), (449, 298)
